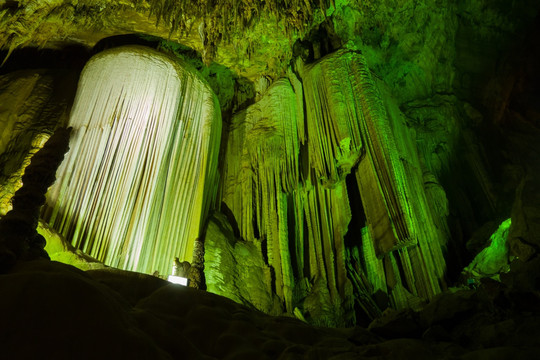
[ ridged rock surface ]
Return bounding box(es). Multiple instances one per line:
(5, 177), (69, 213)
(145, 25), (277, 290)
(204, 212), (282, 316)
(42, 46), (221, 276)
(209, 49), (449, 325)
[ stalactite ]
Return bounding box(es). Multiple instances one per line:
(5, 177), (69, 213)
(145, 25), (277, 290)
(221, 78), (301, 312)
(297, 181), (352, 305)
(42, 46), (221, 277)
(352, 56), (416, 254)
(303, 51), (364, 184)
(377, 83), (448, 301)
(144, 0), (327, 63)
(346, 229), (383, 320)
(213, 48), (448, 324)
(301, 49), (445, 310)
(219, 71), (355, 324)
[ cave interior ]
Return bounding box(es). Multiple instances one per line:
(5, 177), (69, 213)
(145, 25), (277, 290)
(1, 0), (540, 359)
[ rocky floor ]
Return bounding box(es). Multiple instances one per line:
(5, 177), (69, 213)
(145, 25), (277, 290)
(1, 259), (539, 359)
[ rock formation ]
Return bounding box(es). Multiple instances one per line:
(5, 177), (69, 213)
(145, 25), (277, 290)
(0, 0), (540, 357)
(42, 46), (222, 276)
(0, 69), (75, 215)
(0, 127), (70, 272)
(207, 49), (449, 325)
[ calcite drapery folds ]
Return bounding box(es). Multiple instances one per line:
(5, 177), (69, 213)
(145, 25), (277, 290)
(211, 49), (448, 324)
(220, 78), (302, 312)
(303, 51), (419, 256)
(43, 46), (221, 276)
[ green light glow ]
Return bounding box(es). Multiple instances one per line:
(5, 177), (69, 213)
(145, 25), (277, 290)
(465, 218), (512, 279)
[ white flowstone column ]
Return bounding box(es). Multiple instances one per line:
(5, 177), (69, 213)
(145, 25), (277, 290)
(43, 45), (221, 276)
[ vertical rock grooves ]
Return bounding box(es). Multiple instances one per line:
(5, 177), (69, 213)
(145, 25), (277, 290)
(303, 50), (364, 184)
(221, 78), (301, 312)
(42, 46), (221, 276)
(215, 49), (447, 324)
(303, 50), (447, 309)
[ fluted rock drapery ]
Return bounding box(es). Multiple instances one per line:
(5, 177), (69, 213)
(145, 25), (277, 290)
(43, 46), (221, 276)
(211, 49), (448, 325)
(219, 78), (301, 313)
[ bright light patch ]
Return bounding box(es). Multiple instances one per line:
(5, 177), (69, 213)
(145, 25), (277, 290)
(168, 275), (189, 286)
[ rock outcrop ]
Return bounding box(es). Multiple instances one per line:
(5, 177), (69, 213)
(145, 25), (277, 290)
(0, 127), (71, 272)
(0, 69), (75, 215)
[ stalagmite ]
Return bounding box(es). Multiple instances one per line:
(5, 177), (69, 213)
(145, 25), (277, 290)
(43, 46), (221, 276)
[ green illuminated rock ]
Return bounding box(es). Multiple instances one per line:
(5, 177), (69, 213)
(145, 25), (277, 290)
(208, 49), (449, 324)
(204, 213), (282, 315)
(39, 220), (105, 271)
(465, 218), (511, 280)
(220, 77), (301, 314)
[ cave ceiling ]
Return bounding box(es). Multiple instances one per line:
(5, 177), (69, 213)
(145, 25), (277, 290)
(0, 0), (339, 80)
(1, 0), (538, 95)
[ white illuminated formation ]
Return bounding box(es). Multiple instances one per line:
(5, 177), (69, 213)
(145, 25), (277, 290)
(43, 46), (221, 275)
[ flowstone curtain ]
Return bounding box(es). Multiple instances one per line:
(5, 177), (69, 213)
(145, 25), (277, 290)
(43, 46), (221, 276)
